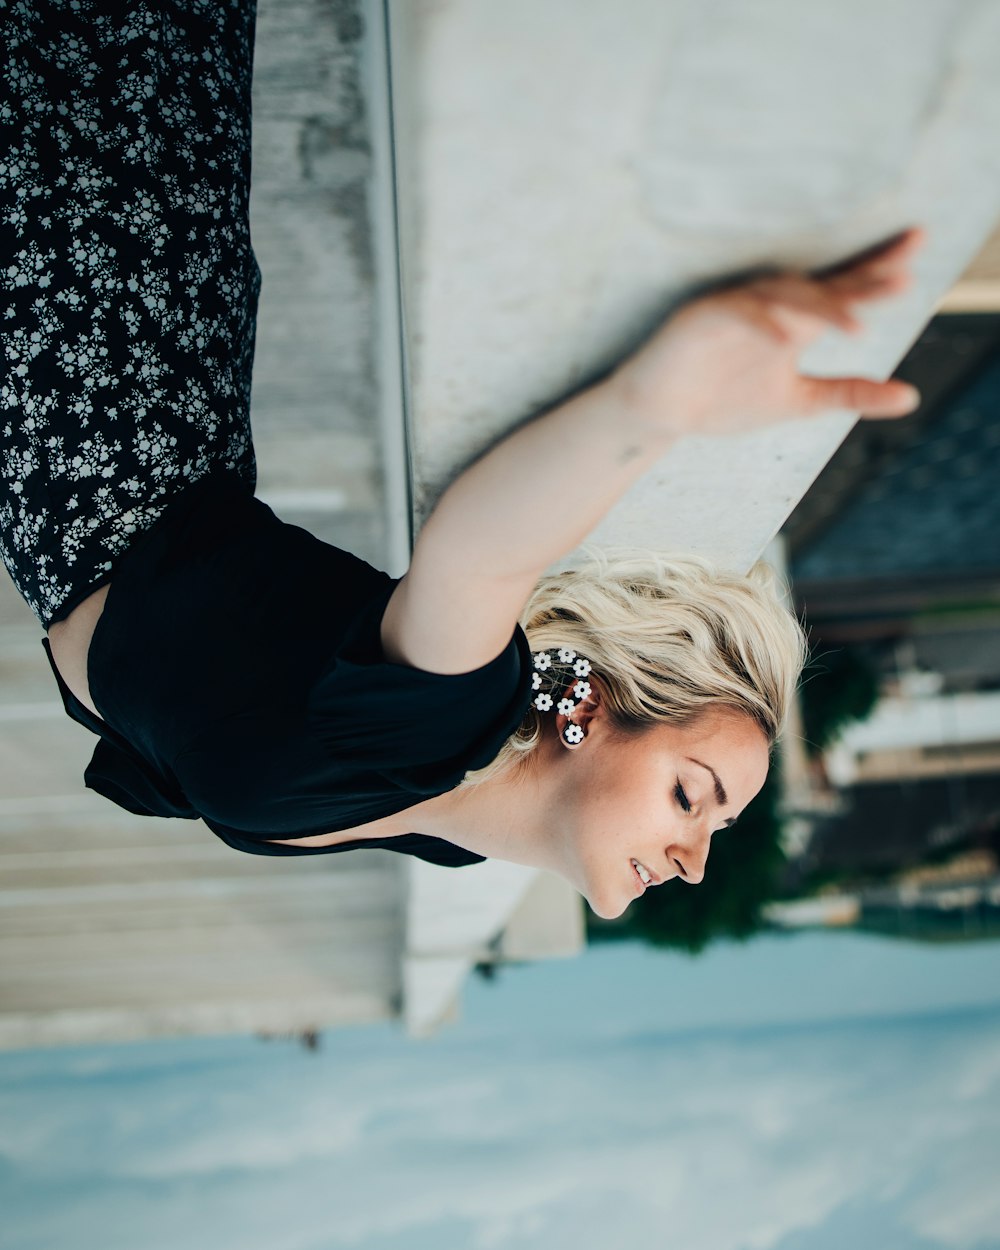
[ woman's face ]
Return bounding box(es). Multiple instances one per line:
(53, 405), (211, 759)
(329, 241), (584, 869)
(548, 704), (770, 920)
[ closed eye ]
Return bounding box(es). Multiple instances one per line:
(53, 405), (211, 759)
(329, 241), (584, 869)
(674, 781), (691, 813)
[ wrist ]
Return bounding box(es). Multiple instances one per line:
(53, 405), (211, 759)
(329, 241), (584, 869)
(608, 360), (695, 443)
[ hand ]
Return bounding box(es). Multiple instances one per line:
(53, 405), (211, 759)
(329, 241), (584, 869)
(612, 227), (927, 438)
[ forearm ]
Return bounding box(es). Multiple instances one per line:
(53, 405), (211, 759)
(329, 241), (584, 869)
(410, 227), (926, 589)
(413, 375), (676, 580)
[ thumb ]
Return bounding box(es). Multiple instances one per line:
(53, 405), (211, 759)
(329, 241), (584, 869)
(799, 374), (921, 418)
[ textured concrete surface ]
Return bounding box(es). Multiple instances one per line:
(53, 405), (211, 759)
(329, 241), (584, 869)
(0, 813), (405, 1049)
(250, 0), (386, 567)
(388, 0), (1000, 568)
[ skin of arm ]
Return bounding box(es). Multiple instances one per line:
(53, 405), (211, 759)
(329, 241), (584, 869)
(380, 227), (927, 674)
(380, 377), (674, 673)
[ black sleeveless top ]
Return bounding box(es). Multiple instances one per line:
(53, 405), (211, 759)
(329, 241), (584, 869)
(42, 476), (534, 868)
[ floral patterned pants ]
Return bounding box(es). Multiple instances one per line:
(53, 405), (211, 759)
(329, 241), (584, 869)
(0, 0), (260, 628)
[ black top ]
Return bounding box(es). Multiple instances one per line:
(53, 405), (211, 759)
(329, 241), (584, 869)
(41, 476), (534, 868)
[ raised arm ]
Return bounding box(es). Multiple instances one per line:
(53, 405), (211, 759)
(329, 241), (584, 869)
(380, 227), (926, 674)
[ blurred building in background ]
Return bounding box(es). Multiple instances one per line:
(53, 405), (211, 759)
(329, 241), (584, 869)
(777, 247), (1000, 941)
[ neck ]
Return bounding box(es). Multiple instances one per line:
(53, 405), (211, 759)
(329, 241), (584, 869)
(408, 751), (568, 876)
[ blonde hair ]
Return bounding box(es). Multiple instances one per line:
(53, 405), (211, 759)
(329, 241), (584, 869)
(462, 549), (807, 786)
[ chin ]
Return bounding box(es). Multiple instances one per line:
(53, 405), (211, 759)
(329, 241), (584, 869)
(587, 890), (630, 922)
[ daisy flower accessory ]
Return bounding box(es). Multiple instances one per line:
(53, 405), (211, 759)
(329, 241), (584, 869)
(530, 647), (596, 746)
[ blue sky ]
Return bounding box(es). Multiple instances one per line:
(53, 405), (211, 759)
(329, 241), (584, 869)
(1, 931), (999, 1250)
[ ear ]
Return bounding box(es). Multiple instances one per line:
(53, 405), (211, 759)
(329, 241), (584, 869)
(553, 678), (604, 748)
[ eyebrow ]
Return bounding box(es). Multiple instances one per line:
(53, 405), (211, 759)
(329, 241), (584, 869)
(685, 757), (736, 827)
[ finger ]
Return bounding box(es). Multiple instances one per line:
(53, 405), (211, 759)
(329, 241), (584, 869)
(824, 238), (921, 308)
(753, 277), (863, 334)
(719, 290), (796, 344)
(826, 252), (918, 303)
(798, 374), (921, 417)
(813, 226), (927, 282)
(861, 226), (926, 270)
(824, 270), (913, 315)
(830, 269), (912, 298)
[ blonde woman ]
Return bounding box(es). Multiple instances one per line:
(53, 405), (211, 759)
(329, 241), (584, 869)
(1, 3), (924, 918)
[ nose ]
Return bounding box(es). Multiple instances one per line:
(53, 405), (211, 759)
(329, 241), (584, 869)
(667, 825), (712, 885)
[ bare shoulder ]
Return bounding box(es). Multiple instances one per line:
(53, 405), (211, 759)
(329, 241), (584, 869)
(379, 564), (533, 675)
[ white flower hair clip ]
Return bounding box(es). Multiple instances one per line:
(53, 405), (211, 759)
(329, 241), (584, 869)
(530, 647), (595, 747)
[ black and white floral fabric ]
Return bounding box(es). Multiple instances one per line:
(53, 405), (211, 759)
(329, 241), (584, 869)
(0, 0), (259, 628)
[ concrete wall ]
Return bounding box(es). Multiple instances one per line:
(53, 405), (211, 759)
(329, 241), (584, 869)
(250, 0), (390, 568)
(387, 0), (1000, 569)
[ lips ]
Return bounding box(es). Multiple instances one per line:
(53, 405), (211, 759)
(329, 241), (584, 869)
(630, 860), (660, 890)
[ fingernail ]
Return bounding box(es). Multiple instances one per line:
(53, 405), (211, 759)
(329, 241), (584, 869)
(900, 384), (921, 411)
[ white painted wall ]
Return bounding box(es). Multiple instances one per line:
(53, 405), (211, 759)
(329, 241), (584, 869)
(826, 690), (1000, 786)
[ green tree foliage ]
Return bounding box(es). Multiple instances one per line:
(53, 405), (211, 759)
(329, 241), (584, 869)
(799, 643), (879, 757)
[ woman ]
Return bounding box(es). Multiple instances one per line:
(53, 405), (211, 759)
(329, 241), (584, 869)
(1, 2), (924, 919)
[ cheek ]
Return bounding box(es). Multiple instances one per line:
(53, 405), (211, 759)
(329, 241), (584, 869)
(573, 813), (636, 920)
(564, 751), (652, 915)
(570, 786), (631, 873)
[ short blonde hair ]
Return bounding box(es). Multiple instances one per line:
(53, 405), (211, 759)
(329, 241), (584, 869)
(463, 550), (807, 786)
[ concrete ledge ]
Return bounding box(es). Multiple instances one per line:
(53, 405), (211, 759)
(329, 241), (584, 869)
(403, 857), (537, 1036)
(403, 860), (584, 1037)
(0, 995), (394, 1052)
(388, 0), (1000, 569)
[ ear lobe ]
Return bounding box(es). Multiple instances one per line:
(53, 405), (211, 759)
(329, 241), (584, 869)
(554, 678), (603, 748)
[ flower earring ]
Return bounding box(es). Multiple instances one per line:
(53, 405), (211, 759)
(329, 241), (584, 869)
(531, 648), (594, 748)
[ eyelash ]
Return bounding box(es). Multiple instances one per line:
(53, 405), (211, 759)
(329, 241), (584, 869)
(674, 781), (692, 813)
